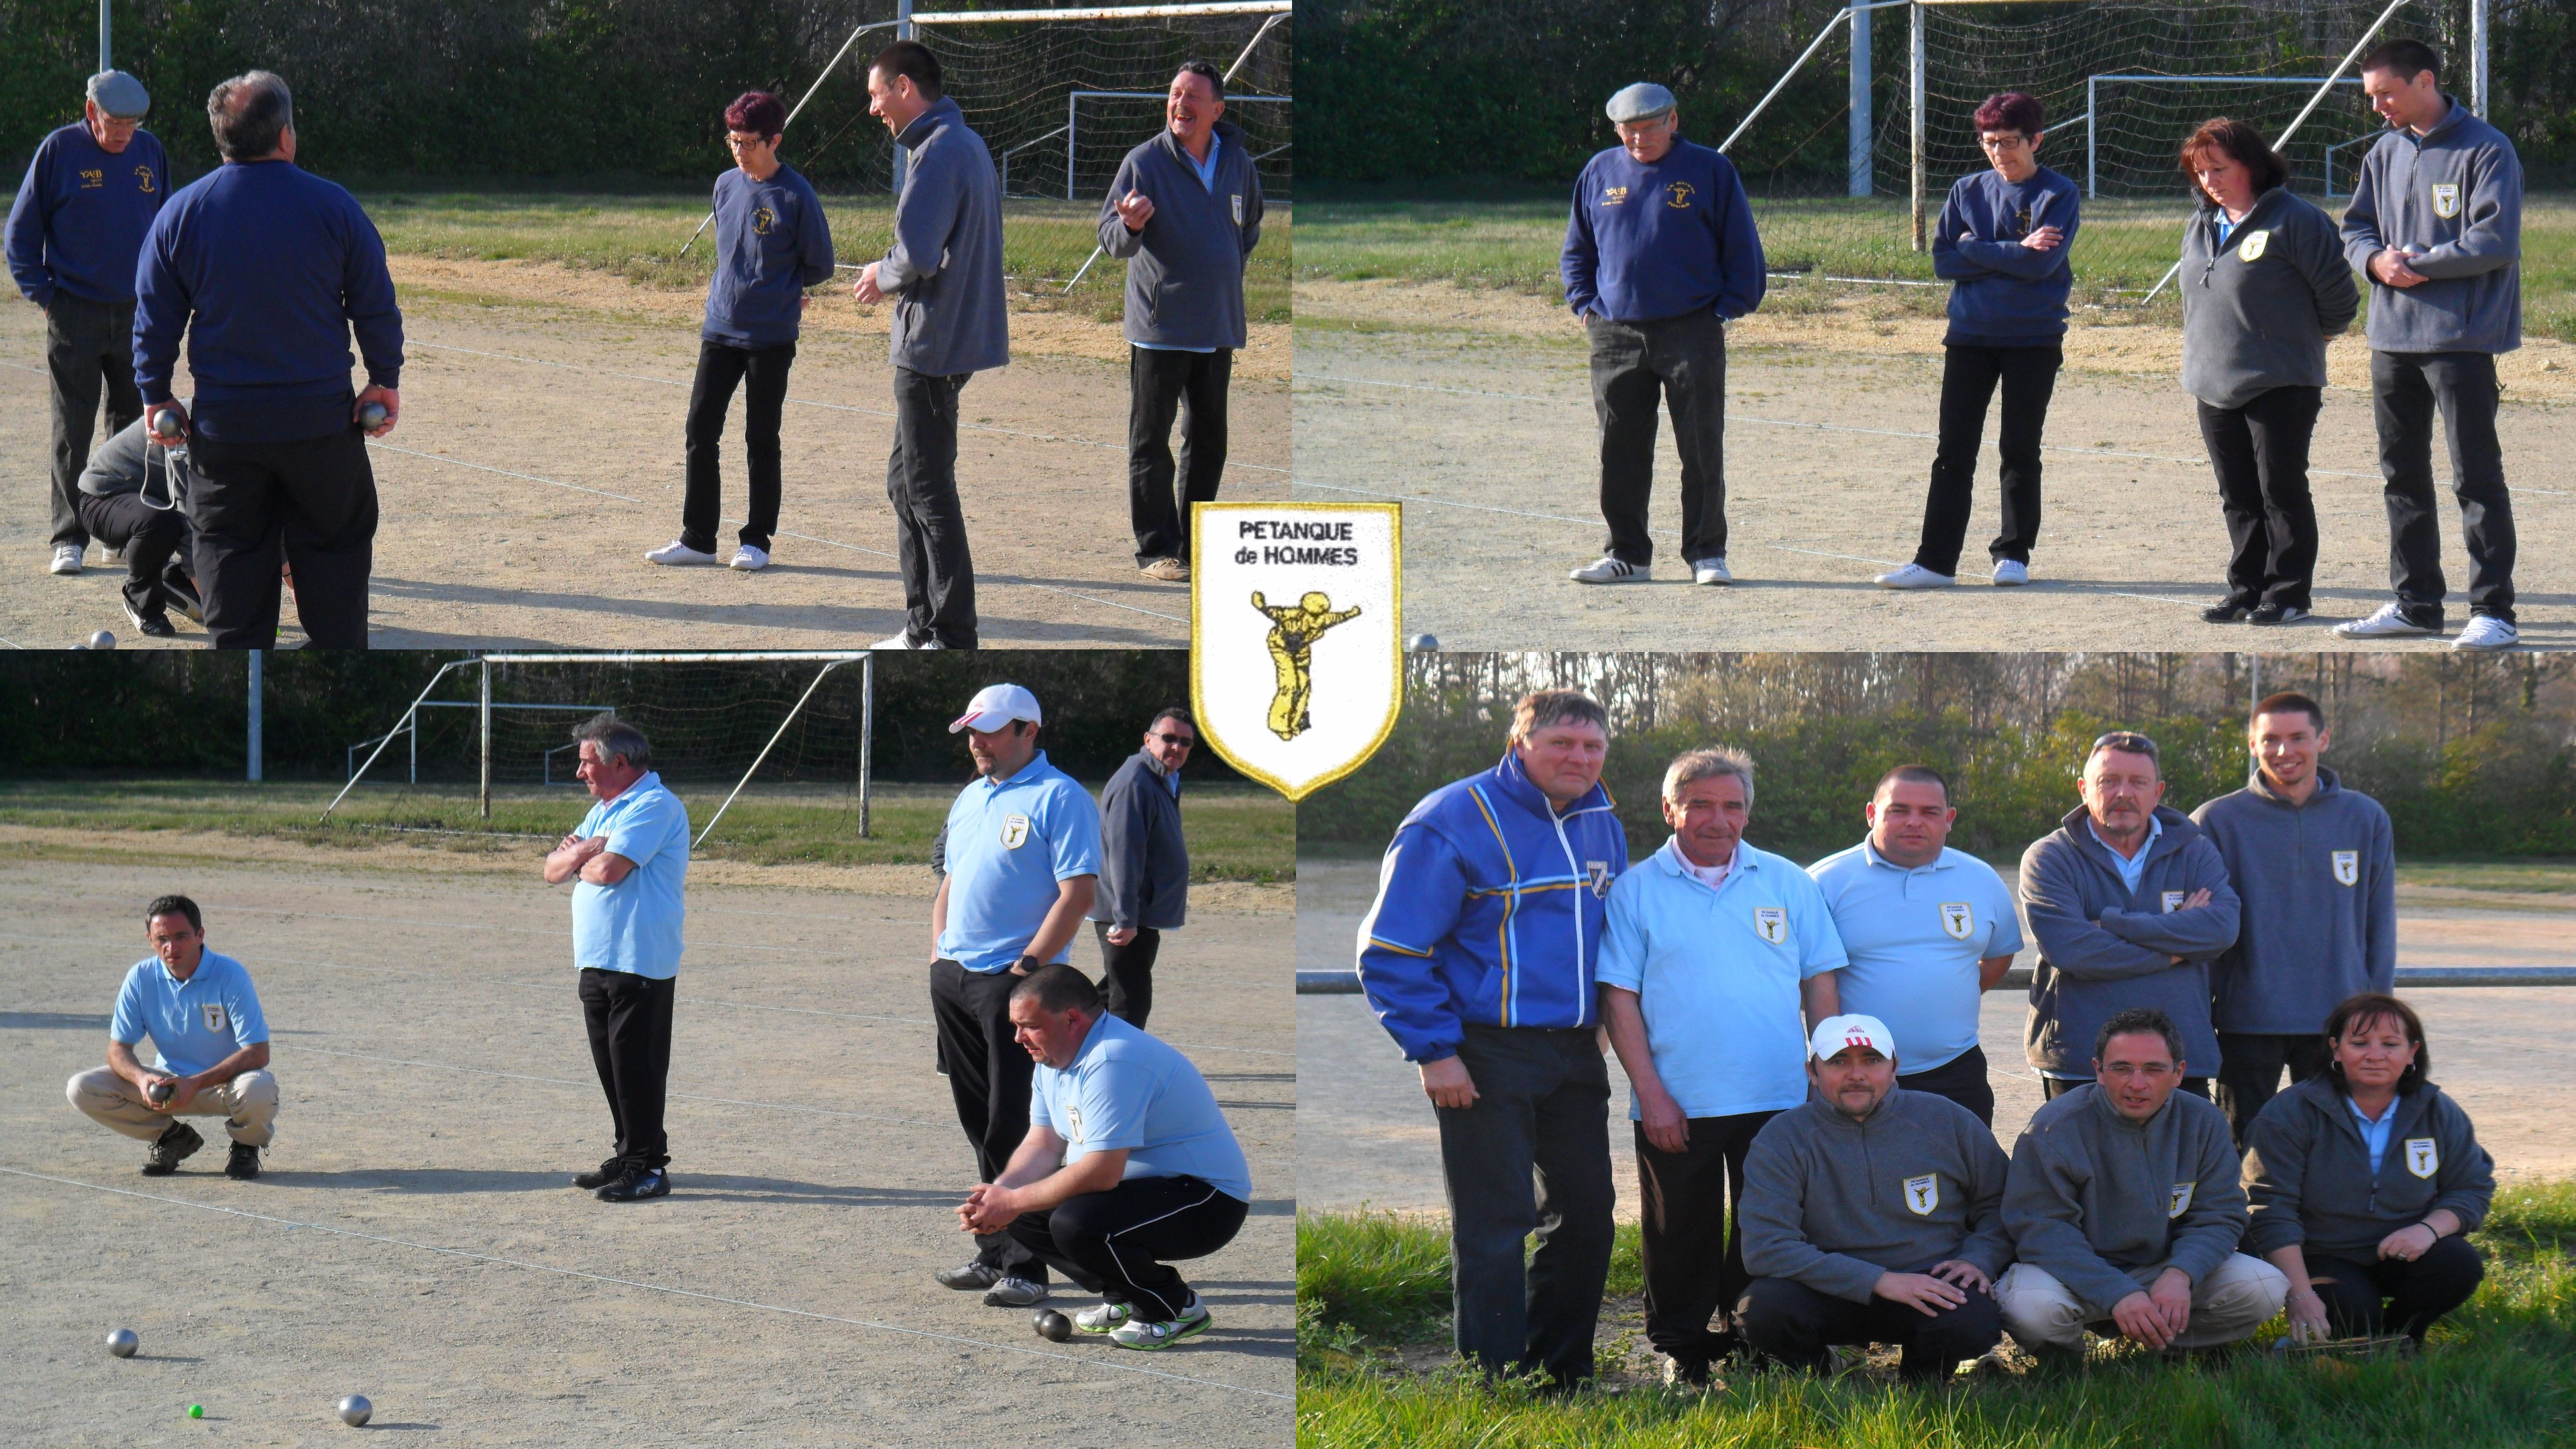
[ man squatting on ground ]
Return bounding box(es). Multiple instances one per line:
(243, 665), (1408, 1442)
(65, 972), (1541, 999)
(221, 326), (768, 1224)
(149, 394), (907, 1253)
(134, 70), (403, 650)
(1876, 92), (2080, 592)
(1598, 745), (1845, 1386)
(962, 964), (1251, 1350)
(930, 683), (1104, 1305)
(852, 42), (1008, 651)
(647, 91), (834, 574)
(68, 894), (277, 1179)
(1098, 63), (1264, 584)
(2334, 39), (2525, 652)
(543, 714), (692, 1203)
(1088, 706), (1198, 1028)
(75, 410), (205, 637)
(6, 69), (164, 580)
(1560, 83), (1764, 589)
(1357, 690), (1627, 1387)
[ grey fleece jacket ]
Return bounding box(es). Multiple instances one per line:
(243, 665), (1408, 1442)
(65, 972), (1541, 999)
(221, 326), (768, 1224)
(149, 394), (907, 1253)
(2243, 1075), (2495, 1261)
(2339, 97), (2522, 355)
(2019, 804), (2241, 1077)
(1740, 1087), (2015, 1304)
(881, 97), (1009, 377)
(1087, 749), (1189, 932)
(1097, 121), (1264, 352)
(2190, 769), (2396, 1036)
(78, 412), (193, 500)
(2004, 1083), (2247, 1316)
(2178, 186), (2359, 409)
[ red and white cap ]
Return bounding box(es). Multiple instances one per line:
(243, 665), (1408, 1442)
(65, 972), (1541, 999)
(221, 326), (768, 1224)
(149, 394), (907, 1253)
(1809, 1014), (1896, 1063)
(950, 682), (1042, 735)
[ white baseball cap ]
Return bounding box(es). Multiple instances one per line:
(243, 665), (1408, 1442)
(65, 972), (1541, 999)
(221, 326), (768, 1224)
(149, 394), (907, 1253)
(1809, 1014), (1896, 1063)
(950, 682), (1042, 735)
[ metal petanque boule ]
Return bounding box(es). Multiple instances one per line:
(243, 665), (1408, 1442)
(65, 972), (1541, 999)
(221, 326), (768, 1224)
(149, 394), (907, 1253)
(86, 630), (115, 650)
(150, 408), (183, 441)
(1407, 633), (1440, 653)
(1033, 1309), (1072, 1342)
(337, 1395), (373, 1427)
(356, 402), (388, 431)
(106, 1328), (138, 1358)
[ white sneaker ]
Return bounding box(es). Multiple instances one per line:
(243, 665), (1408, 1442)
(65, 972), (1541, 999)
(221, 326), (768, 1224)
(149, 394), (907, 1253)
(1991, 559), (2030, 587)
(99, 542), (124, 565)
(1875, 563), (1955, 590)
(1568, 555), (1648, 585)
(2333, 602), (2439, 639)
(644, 539), (719, 566)
(49, 544), (83, 576)
(1692, 557), (1733, 586)
(1075, 1301), (1132, 1334)
(728, 544), (770, 571)
(2451, 615), (2520, 651)
(1108, 1295), (1211, 1352)
(871, 632), (945, 650)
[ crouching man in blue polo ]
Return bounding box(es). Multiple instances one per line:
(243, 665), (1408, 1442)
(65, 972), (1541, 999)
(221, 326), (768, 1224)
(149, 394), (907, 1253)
(68, 894), (276, 1179)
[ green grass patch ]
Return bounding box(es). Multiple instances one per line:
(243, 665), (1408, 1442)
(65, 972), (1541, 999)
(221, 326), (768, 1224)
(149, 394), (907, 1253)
(2396, 859), (2576, 894)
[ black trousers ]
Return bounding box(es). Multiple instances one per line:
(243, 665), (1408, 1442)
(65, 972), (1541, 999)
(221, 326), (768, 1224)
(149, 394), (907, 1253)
(186, 428), (377, 649)
(1438, 1024), (1617, 1386)
(578, 967), (676, 1171)
(2200, 385), (2325, 610)
(1739, 1275), (2003, 1382)
(2306, 1234), (2485, 1342)
(46, 293), (143, 551)
(2373, 350), (2514, 624)
(1006, 1173), (1246, 1322)
(1636, 1108), (1778, 1362)
(1915, 343), (2061, 574)
(887, 368), (979, 647)
(1585, 311), (1728, 566)
(2044, 1075), (2210, 1103)
(1090, 920), (1162, 1028)
(1898, 1045), (1995, 1128)
(74, 491), (189, 617)
(2214, 1030), (2334, 1145)
(930, 959), (1042, 1277)
(680, 339), (795, 555)
(1127, 346), (1230, 564)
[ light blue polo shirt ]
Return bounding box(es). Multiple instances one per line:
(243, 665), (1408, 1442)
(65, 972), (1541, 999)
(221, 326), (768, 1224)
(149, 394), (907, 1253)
(2350, 1095), (2396, 1174)
(2088, 815), (2162, 896)
(1809, 839), (2023, 1075)
(570, 771), (691, 979)
(940, 751), (1104, 973)
(1031, 1012), (1250, 1201)
(109, 950), (269, 1077)
(1597, 837), (1849, 1119)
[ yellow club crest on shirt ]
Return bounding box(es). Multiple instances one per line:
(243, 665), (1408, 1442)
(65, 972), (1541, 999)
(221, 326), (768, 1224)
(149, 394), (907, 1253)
(2169, 1181), (2195, 1218)
(2333, 849), (2359, 886)
(2237, 229), (2269, 261)
(1000, 812), (1031, 849)
(2161, 890), (2186, 913)
(201, 1002), (226, 1032)
(1939, 902), (1976, 941)
(2432, 182), (2461, 219)
(1602, 184), (1630, 205)
(1754, 906), (1788, 945)
(1904, 1173), (1940, 1215)
(135, 164), (156, 193)
(1066, 1104), (1085, 1145)
(2406, 1137), (2438, 1178)
(752, 205), (775, 235)
(1666, 181), (1696, 209)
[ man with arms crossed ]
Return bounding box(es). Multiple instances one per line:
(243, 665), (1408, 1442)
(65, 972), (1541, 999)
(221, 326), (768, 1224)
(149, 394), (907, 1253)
(2193, 692), (2396, 1142)
(965, 965), (1250, 1350)
(1358, 690), (1627, 1388)
(68, 895), (276, 1179)
(1809, 765), (2022, 1124)
(1599, 746), (1845, 1385)
(1737, 1014), (2012, 1383)
(930, 683), (1103, 1305)
(1998, 1008), (2288, 1358)
(1088, 706), (1196, 1026)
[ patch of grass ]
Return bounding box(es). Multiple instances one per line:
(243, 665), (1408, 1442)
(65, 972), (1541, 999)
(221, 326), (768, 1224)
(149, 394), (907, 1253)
(2396, 859), (2576, 894)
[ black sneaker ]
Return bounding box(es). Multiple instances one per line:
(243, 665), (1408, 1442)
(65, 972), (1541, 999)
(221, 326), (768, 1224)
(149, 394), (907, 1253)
(2248, 602), (2311, 626)
(225, 1142), (262, 1179)
(936, 1260), (1004, 1291)
(2201, 600), (2252, 624)
(122, 598), (177, 638)
(160, 568), (204, 623)
(572, 1159), (625, 1191)
(595, 1165), (669, 1202)
(142, 1121), (204, 1175)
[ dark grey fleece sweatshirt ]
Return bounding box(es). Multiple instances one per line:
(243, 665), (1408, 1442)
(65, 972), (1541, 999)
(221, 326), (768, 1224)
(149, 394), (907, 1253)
(2243, 1075), (2495, 1261)
(1739, 1087), (2015, 1303)
(2004, 1083), (2247, 1317)
(1097, 121), (1264, 352)
(2019, 804), (2240, 1077)
(2178, 186), (2359, 409)
(2190, 769), (2396, 1036)
(2339, 97), (2523, 355)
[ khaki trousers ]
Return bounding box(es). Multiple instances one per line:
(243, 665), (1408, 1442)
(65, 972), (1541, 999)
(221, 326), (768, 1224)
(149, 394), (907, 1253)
(1998, 1254), (2288, 1351)
(67, 1067), (278, 1147)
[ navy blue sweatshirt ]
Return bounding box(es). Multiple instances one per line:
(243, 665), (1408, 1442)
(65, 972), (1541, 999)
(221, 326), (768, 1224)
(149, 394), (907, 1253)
(6, 122), (169, 306)
(1931, 166), (2080, 346)
(703, 162), (835, 347)
(133, 160), (404, 443)
(1562, 138), (1766, 323)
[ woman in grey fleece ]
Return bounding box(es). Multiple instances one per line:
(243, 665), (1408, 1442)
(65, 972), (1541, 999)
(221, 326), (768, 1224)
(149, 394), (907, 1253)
(2176, 119), (2359, 627)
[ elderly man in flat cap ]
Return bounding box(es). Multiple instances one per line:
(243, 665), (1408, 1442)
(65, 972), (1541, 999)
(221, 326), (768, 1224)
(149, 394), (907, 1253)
(7, 71), (168, 580)
(1560, 82), (1765, 589)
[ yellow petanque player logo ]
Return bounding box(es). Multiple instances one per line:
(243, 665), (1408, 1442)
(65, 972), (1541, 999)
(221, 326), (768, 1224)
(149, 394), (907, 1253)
(1252, 591), (1363, 741)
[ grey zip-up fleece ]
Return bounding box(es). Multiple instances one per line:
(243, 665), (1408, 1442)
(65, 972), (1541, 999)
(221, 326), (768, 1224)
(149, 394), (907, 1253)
(1097, 121), (1264, 352)
(1739, 1087), (2015, 1303)
(78, 412), (193, 500)
(2004, 1083), (2247, 1316)
(2019, 805), (2241, 1077)
(2243, 1075), (2495, 1260)
(2179, 186), (2359, 409)
(2339, 97), (2522, 355)
(881, 97), (1009, 378)
(2190, 769), (2396, 1035)
(1087, 749), (1189, 932)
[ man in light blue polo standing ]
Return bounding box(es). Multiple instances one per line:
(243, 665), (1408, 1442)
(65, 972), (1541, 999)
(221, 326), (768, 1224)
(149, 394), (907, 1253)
(1599, 746), (1844, 1386)
(1809, 765), (2023, 1126)
(542, 714), (691, 1203)
(930, 682), (1103, 1305)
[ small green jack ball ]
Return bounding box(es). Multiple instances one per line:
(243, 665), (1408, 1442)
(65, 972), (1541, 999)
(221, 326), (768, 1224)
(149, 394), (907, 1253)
(189, 1404), (204, 1419)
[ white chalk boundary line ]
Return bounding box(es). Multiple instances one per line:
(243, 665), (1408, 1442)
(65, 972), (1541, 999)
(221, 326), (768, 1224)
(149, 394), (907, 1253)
(0, 1164), (1290, 1402)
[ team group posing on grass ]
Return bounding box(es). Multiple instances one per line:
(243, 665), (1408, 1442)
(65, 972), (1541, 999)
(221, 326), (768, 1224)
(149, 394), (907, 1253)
(61, 691), (1252, 1353)
(1560, 38), (2528, 651)
(1355, 688), (2498, 1389)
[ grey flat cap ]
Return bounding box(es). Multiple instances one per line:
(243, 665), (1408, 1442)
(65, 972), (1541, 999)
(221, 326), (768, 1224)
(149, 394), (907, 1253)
(1606, 83), (1675, 124)
(87, 70), (150, 119)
